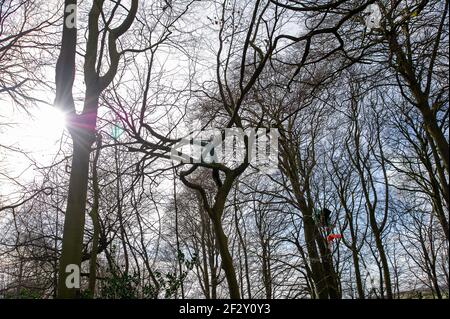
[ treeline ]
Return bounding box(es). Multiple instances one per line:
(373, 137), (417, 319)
(0, 0), (448, 299)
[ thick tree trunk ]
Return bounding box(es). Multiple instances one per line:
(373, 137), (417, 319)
(388, 33), (450, 176)
(291, 180), (330, 298)
(234, 207), (252, 298)
(57, 132), (93, 298)
(345, 207), (365, 299)
(261, 242), (272, 299)
(58, 88), (99, 298)
(303, 213), (329, 299)
(421, 108), (450, 176)
(316, 232), (340, 298)
(204, 174), (242, 299)
(55, 0), (137, 296)
(372, 227), (393, 299)
(173, 171), (185, 299)
(351, 243), (364, 299)
(212, 213), (240, 299)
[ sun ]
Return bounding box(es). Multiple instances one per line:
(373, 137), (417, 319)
(30, 105), (66, 141)
(0, 102), (67, 189)
(15, 104), (67, 155)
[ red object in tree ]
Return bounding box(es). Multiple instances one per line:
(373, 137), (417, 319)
(326, 234), (342, 243)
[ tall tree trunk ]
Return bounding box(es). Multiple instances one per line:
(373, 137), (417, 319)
(88, 134), (102, 297)
(371, 224), (393, 299)
(342, 204), (364, 299)
(233, 193), (252, 298)
(352, 247), (365, 299)
(387, 30), (450, 175)
(57, 130), (94, 298)
(290, 178), (330, 298)
(212, 211), (240, 299)
(316, 232), (340, 298)
(173, 169), (185, 299)
(421, 107), (449, 176)
(181, 168), (242, 298)
(55, 0), (137, 297)
(303, 213), (329, 299)
(344, 210), (364, 298)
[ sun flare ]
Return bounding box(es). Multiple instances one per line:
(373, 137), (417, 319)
(30, 105), (66, 141)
